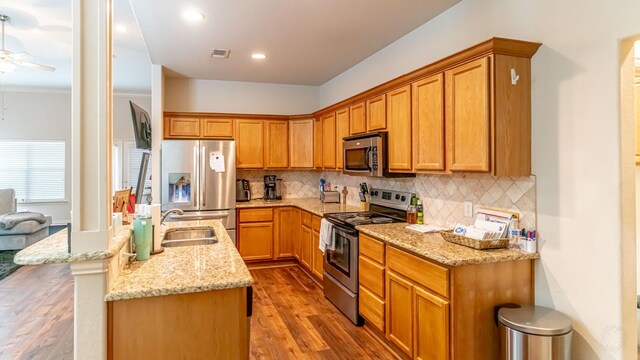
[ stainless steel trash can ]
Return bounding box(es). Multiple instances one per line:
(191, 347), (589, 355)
(498, 305), (572, 359)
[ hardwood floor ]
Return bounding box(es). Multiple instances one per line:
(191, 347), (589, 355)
(0, 264), (395, 359)
(0, 263), (74, 360)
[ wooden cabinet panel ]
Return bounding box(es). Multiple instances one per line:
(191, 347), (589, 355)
(314, 118), (323, 169)
(445, 57), (491, 172)
(301, 211), (312, 228)
(265, 120), (289, 169)
(236, 120), (264, 169)
(335, 107), (350, 169)
(367, 94), (386, 131)
(312, 231), (324, 279)
(386, 85), (412, 171)
(292, 209), (302, 261)
(274, 207), (295, 259)
(202, 118), (234, 138)
(322, 113), (337, 169)
(300, 226), (312, 270)
(164, 117), (201, 138)
(359, 234), (385, 264)
(386, 271), (413, 357)
(289, 119), (314, 168)
(349, 102), (367, 135)
(238, 222), (273, 261)
(311, 215), (321, 233)
(359, 286), (385, 332)
(238, 208), (273, 223)
(359, 256), (385, 298)
(387, 246), (449, 298)
(414, 286), (450, 360)
(412, 74), (445, 171)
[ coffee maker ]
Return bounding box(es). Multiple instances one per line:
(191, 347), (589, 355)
(236, 179), (251, 202)
(264, 175), (281, 201)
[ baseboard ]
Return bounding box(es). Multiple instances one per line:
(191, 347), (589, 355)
(362, 323), (406, 360)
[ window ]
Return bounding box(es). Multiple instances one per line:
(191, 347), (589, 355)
(0, 141), (66, 203)
(112, 140), (152, 198)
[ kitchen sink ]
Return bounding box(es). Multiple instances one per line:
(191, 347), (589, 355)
(162, 227), (218, 247)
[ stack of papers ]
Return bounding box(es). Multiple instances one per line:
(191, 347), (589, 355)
(406, 224), (447, 233)
(452, 208), (517, 240)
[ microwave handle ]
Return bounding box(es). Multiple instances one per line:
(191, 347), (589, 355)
(365, 148), (373, 172)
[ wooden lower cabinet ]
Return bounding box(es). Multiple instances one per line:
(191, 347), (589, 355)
(359, 285), (385, 332)
(312, 230), (324, 279)
(274, 207), (295, 259)
(292, 209), (302, 260)
(108, 288), (250, 359)
(237, 222), (273, 261)
(414, 286), (449, 360)
(300, 225), (312, 269)
(386, 271), (414, 357)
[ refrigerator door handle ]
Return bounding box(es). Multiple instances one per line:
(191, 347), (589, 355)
(201, 146), (206, 207)
(193, 144), (199, 209)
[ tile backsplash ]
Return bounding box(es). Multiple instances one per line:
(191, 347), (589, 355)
(237, 170), (536, 229)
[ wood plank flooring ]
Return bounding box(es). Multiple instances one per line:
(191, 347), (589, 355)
(0, 264), (396, 359)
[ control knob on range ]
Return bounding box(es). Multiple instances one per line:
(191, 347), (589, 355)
(395, 194), (400, 200)
(401, 196), (406, 202)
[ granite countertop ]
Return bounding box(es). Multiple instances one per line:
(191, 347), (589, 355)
(236, 198), (360, 216)
(14, 227), (132, 265)
(105, 220), (253, 301)
(356, 223), (539, 267)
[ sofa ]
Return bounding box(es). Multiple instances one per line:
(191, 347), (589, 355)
(0, 189), (52, 250)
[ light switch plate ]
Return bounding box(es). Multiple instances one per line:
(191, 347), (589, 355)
(464, 201), (473, 217)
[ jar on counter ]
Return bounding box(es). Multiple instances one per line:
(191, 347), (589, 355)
(406, 196), (418, 224)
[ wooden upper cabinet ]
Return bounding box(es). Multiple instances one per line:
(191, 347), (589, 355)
(386, 85), (412, 171)
(445, 57), (491, 172)
(236, 119), (264, 169)
(349, 102), (366, 135)
(265, 120), (289, 169)
(289, 119), (314, 168)
(367, 94), (387, 131)
(335, 107), (350, 169)
(314, 118), (323, 169)
(322, 113), (337, 169)
(164, 117), (201, 138)
(412, 74), (445, 172)
(202, 118), (234, 138)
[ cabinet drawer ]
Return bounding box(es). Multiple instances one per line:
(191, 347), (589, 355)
(359, 256), (385, 298)
(387, 246), (449, 298)
(359, 286), (385, 332)
(238, 208), (273, 223)
(312, 215), (321, 232)
(359, 234), (385, 264)
(301, 211), (312, 228)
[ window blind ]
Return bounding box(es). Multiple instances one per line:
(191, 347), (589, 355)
(124, 141), (152, 196)
(0, 141), (66, 203)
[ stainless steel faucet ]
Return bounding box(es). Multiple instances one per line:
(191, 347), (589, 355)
(161, 209), (184, 223)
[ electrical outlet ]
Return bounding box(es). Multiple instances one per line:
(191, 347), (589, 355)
(464, 201), (473, 217)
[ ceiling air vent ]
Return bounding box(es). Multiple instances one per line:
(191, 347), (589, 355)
(210, 49), (230, 58)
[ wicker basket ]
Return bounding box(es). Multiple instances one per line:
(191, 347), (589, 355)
(441, 231), (509, 250)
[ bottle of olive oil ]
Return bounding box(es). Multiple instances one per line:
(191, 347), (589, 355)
(416, 199), (424, 225)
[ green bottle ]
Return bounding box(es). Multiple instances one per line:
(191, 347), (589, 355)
(416, 199), (424, 225)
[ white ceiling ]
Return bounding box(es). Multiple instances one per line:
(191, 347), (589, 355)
(130, 0), (460, 86)
(0, 0), (151, 92)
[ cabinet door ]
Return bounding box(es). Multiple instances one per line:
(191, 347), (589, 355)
(322, 113), (336, 169)
(265, 120), (289, 168)
(335, 107), (350, 169)
(412, 74), (445, 171)
(367, 94), (386, 131)
(312, 231), (324, 279)
(314, 118), (323, 169)
(414, 286), (450, 360)
(349, 102), (366, 135)
(201, 118), (234, 138)
(359, 285), (385, 332)
(445, 57), (490, 172)
(386, 85), (412, 171)
(238, 222), (273, 261)
(292, 208), (302, 260)
(236, 120), (264, 169)
(274, 207), (295, 259)
(289, 119), (314, 168)
(300, 226), (312, 269)
(386, 271), (413, 357)
(164, 117), (201, 138)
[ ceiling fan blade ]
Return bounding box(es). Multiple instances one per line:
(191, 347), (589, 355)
(8, 52), (32, 60)
(13, 60), (56, 72)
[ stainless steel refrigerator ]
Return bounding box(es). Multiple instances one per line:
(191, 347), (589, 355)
(161, 140), (236, 243)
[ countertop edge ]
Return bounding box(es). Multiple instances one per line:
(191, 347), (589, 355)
(105, 279), (254, 302)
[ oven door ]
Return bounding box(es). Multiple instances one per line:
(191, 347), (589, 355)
(323, 224), (358, 293)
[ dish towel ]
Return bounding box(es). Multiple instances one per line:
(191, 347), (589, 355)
(319, 218), (335, 253)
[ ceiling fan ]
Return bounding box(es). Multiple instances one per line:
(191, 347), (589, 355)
(0, 14), (55, 73)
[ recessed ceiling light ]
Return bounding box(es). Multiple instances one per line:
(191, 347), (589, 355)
(182, 9), (205, 22)
(115, 24), (127, 33)
(251, 53), (266, 60)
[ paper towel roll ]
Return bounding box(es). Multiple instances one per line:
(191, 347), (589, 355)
(150, 204), (163, 253)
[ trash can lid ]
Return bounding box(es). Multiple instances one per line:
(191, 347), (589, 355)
(498, 305), (573, 336)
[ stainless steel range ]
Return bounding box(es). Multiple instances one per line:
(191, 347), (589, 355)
(322, 188), (415, 325)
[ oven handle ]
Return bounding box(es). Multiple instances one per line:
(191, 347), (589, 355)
(330, 222), (357, 237)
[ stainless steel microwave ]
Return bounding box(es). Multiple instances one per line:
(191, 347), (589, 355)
(343, 132), (385, 177)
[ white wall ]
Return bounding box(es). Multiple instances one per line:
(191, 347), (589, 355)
(318, 0), (640, 358)
(0, 89), (150, 224)
(164, 78), (318, 115)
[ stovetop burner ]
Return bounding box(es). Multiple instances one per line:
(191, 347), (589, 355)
(325, 211), (401, 226)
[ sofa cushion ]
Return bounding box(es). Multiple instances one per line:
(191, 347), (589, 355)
(0, 189), (16, 214)
(0, 216), (52, 235)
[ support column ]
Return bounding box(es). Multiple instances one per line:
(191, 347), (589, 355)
(151, 64), (164, 204)
(71, 0), (113, 358)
